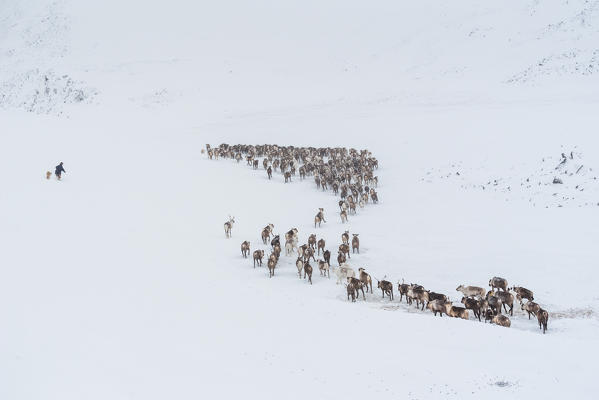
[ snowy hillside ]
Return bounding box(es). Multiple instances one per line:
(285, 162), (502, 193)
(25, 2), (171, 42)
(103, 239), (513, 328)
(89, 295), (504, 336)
(2, 1), (599, 400)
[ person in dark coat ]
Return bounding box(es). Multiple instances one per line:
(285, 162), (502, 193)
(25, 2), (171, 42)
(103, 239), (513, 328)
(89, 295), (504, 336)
(55, 162), (66, 180)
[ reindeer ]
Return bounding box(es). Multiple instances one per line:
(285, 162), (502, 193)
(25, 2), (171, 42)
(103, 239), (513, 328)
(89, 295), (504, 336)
(358, 268), (372, 293)
(224, 216), (235, 238)
(268, 257), (276, 277)
(490, 314), (511, 328)
(285, 228), (298, 243)
(341, 231), (350, 245)
(371, 191), (378, 204)
(493, 290), (514, 316)
(537, 308), (549, 334)
(489, 277), (508, 292)
(295, 257), (304, 279)
(456, 285), (485, 298)
(348, 199), (356, 215)
(510, 286), (534, 303)
(340, 209), (348, 223)
(271, 235), (280, 248)
(323, 249), (331, 265)
(397, 281), (410, 302)
(334, 263), (355, 284)
(241, 241), (250, 258)
(318, 260), (330, 278)
(443, 303), (469, 319)
(346, 282), (356, 302)
(317, 239), (326, 255)
(345, 277), (365, 300)
(253, 159), (259, 169)
(253, 250), (264, 268)
(521, 300), (540, 319)
(427, 291), (447, 303)
(338, 244), (350, 259)
(351, 234), (360, 254)
(261, 224), (274, 244)
(427, 299), (450, 316)
(284, 171), (291, 183)
(308, 234), (317, 250)
(304, 246), (316, 262)
(304, 262), (313, 284)
(273, 244), (282, 259)
(377, 279), (394, 300)
(338, 200), (347, 212)
(407, 285), (429, 310)
(267, 166), (272, 179)
(314, 208), (326, 228)
(285, 240), (295, 256)
(485, 292), (503, 315)
(461, 297), (483, 321)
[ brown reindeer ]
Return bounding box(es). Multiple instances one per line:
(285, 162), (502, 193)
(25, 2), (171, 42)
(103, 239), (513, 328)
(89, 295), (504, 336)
(241, 241), (250, 258)
(268, 257), (276, 278)
(443, 303), (469, 320)
(491, 314), (511, 328)
(347, 282), (356, 302)
(341, 231), (350, 245)
(261, 223), (274, 244)
(461, 297), (483, 321)
(308, 234), (317, 249)
(489, 277), (508, 292)
(253, 250), (264, 268)
(397, 281), (410, 302)
(537, 308), (549, 334)
(348, 277), (366, 300)
(427, 299), (450, 316)
(377, 279), (394, 300)
(337, 252), (346, 266)
(323, 249), (331, 265)
(510, 286), (534, 303)
(351, 234), (360, 254)
(317, 239), (326, 255)
(494, 290), (515, 316)
(318, 260), (330, 278)
(303, 262), (313, 284)
(340, 209), (348, 223)
(284, 171), (291, 183)
(314, 208), (326, 228)
(338, 244), (350, 259)
(303, 246), (316, 262)
(407, 285), (429, 309)
(267, 166), (272, 179)
(348, 199), (356, 215)
(521, 300), (540, 319)
(273, 244), (282, 259)
(358, 268), (372, 293)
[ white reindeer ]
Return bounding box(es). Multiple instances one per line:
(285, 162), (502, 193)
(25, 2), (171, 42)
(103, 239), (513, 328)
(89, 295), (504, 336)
(224, 216), (235, 238)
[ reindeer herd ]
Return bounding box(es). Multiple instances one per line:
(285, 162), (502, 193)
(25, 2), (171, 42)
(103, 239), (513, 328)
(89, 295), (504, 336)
(209, 142), (549, 334)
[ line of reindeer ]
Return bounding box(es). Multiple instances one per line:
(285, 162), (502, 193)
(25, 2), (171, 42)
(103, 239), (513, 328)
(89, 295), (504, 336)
(211, 143), (548, 334)
(243, 224), (549, 334)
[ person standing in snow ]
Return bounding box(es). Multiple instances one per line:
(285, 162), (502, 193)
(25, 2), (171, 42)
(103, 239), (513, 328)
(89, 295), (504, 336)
(55, 162), (66, 180)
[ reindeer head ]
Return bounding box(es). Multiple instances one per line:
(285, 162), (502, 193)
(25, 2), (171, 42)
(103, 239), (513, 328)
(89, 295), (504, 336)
(353, 234), (359, 237)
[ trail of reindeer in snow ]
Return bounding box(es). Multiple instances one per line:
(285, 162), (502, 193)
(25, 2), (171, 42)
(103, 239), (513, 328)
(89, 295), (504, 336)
(205, 145), (595, 334)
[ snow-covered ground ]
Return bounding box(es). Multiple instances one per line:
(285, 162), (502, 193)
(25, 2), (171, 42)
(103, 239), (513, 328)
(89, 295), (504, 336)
(2, 1), (599, 399)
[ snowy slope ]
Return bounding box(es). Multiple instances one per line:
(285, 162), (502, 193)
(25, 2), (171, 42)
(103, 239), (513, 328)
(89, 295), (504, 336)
(2, 1), (599, 399)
